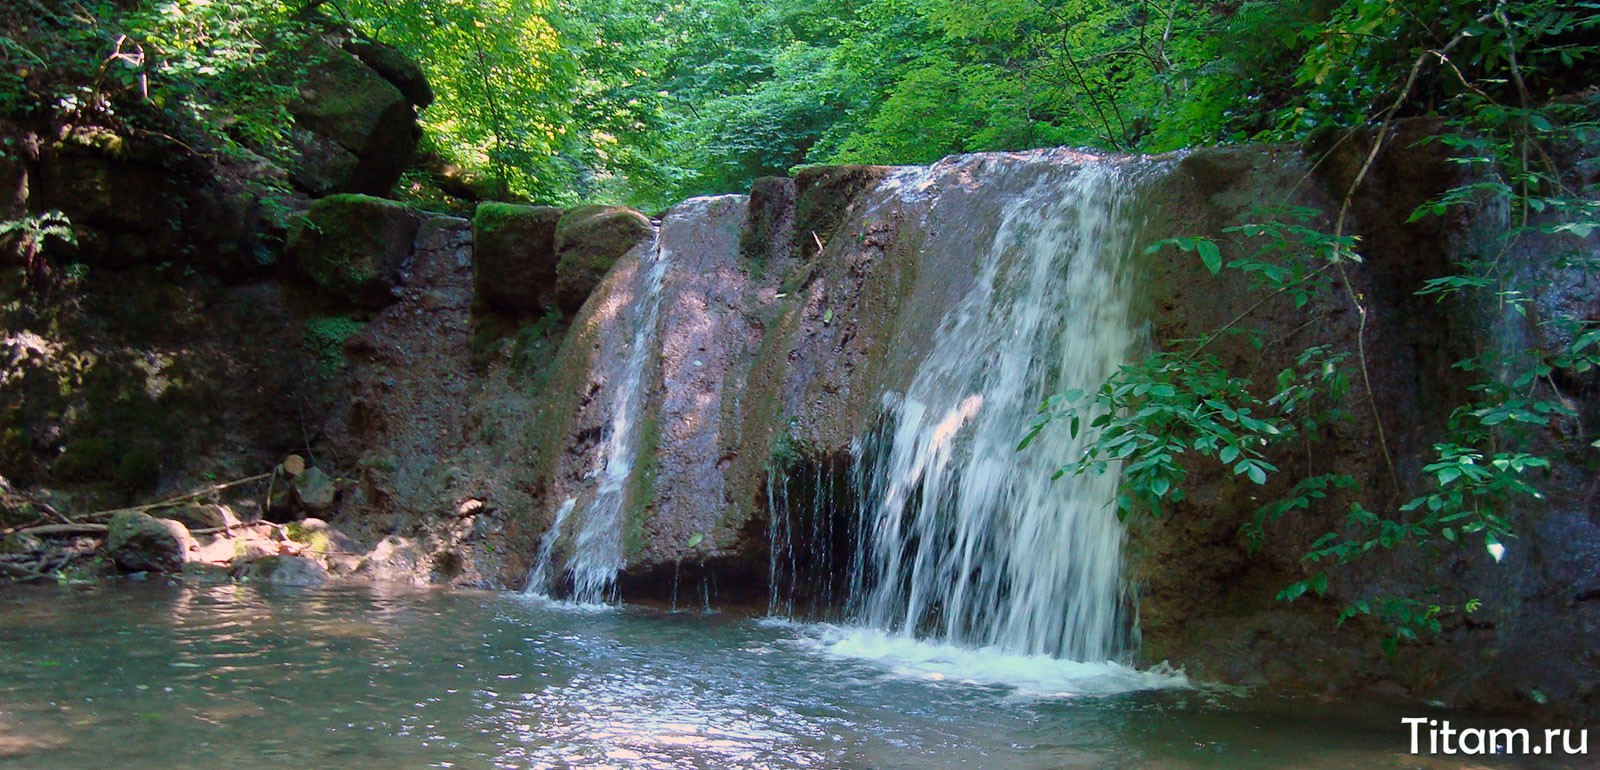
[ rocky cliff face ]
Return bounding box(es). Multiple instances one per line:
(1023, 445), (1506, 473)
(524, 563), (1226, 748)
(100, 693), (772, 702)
(486, 141), (1597, 720)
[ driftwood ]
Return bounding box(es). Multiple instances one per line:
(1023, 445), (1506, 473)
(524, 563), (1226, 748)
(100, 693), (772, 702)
(12, 523), (108, 537)
(188, 520), (268, 537)
(0, 552), (74, 582)
(0, 472), (274, 537)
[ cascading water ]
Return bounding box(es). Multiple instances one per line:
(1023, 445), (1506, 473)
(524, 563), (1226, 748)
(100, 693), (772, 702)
(844, 160), (1146, 663)
(526, 228), (669, 604)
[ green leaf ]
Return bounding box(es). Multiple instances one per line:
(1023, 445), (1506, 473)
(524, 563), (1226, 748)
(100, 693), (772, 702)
(687, 532), (705, 548)
(1309, 572), (1328, 596)
(1196, 239), (1222, 275)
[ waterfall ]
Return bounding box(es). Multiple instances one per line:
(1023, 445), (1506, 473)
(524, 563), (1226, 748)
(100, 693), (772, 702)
(526, 230), (669, 604)
(844, 161), (1145, 662)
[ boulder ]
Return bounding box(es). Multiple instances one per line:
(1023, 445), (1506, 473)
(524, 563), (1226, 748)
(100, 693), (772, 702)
(344, 38), (434, 109)
(286, 194), (422, 309)
(793, 165), (894, 260)
(156, 503), (232, 531)
(291, 466), (337, 513)
(740, 176), (797, 267)
(554, 205), (654, 314)
(104, 511), (195, 573)
(472, 202), (564, 313)
(235, 555), (329, 587)
(288, 37), (420, 195)
(285, 128), (360, 198)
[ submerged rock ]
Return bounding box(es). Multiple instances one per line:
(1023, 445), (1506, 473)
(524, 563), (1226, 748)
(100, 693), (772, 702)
(104, 511), (195, 573)
(286, 194), (422, 309)
(473, 202), (564, 313)
(554, 205), (654, 314)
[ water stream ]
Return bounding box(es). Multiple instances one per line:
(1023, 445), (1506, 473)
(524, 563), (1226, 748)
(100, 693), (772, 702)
(526, 221), (670, 604)
(845, 161), (1144, 662)
(0, 583), (1569, 770)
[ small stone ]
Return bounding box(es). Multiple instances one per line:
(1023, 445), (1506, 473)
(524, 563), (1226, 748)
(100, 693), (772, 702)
(281, 454), (307, 478)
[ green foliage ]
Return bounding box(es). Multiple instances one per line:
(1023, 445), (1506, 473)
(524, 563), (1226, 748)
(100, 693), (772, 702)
(337, 0), (580, 202)
(1030, 0), (1600, 652)
(302, 315), (366, 376)
(125, 0), (304, 156)
(1, 211), (77, 288)
(1024, 343), (1349, 523)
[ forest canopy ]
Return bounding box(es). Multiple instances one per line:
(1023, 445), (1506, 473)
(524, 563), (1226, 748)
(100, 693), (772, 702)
(2, 0), (1596, 208)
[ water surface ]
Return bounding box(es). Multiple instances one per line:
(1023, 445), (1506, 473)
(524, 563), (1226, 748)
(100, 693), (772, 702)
(0, 583), (1578, 768)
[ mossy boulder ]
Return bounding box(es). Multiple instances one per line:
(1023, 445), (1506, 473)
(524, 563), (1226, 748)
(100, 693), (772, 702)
(104, 511), (195, 573)
(472, 203), (565, 313)
(285, 128), (361, 198)
(793, 165), (893, 260)
(291, 466), (337, 513)
(288, 37), (420, 195)
(344, 38), (434, 109)
(287, 194), (422, 309)
(740, 176), (797, 268)
(554, 205), (654, 314)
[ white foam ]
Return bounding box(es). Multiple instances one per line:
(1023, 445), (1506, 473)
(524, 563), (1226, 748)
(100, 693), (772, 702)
(509, 592), (618, 615)
(799, 625), (1186, 697)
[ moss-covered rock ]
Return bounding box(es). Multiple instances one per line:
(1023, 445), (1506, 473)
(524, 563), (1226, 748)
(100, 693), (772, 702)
(554, 205), (653, 315)
(303, 314), (367, 375)
(344, 38), (434, 109)
(33, 131), (189, 266)
(291, 465), (337, 513)
(472, 202), (565, 313)
(288, 37), (419, 195)
(104, 511), (195, 573)
(740, 176), (797, 270)
(285, 128), (361, 198)
(286, 194), (422, 309)
(793, 165), (893, 260)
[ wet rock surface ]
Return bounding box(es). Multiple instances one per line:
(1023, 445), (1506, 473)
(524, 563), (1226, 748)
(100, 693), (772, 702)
(235, 554), (330, 587)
